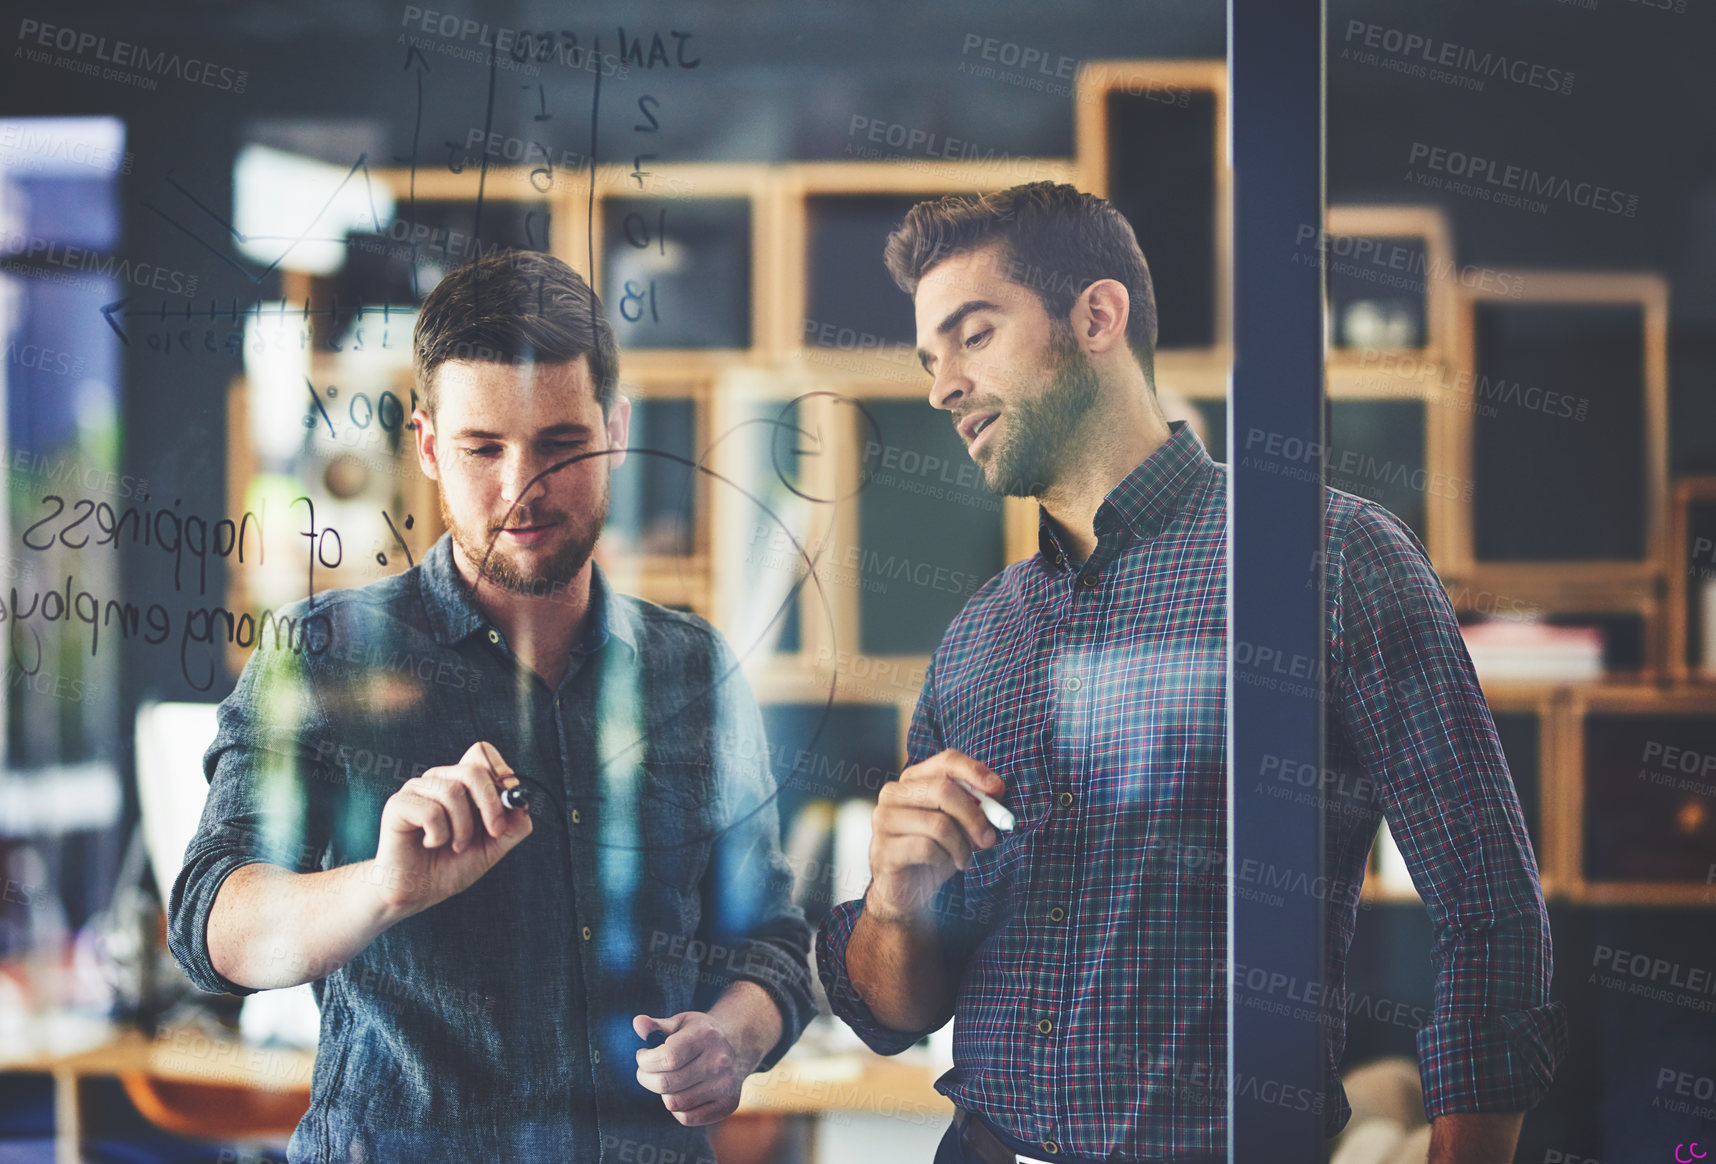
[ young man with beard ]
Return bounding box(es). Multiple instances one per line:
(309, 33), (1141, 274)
(169, 251), (814, 1163)
(816, 183), (1565, 1164)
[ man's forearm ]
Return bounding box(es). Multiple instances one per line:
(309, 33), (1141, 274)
(208, 860), (402, 990)
(845, 901), (957, 1034)
(709, 980), (785, 1073)
(1428, 1111), (1525, 1164)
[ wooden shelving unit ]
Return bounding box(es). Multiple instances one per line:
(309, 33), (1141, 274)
(223, 59), (1694, 908)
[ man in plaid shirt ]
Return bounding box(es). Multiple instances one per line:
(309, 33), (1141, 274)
(815, 183), (1566, 1164)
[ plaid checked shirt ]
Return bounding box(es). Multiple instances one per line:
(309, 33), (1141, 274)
(816, 420), (1567, 1160)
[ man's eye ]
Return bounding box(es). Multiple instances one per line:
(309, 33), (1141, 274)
(964, 328), (992, 349)
(462, 445), (501, 458)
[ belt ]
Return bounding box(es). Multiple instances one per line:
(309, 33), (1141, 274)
(952, 1108), (1101, 1164)
(950, 1110), (1226, 1164)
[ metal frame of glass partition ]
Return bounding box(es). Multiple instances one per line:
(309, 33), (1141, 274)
(1229, 1), (1328, 1160)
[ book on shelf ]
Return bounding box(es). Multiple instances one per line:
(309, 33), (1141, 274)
(1460, 618), (1604, 682)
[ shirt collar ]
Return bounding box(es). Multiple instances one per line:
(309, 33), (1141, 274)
(1036, 419), (1214, 566)
(419, 532), (637, 655)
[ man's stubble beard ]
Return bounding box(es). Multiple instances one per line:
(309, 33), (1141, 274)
(443, 475), (609, 595)
(981, 325), (1103, 499)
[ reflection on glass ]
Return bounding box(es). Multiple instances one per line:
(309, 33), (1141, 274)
(714, 396), (810, 656)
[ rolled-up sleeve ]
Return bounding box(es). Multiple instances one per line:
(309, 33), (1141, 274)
(166, 625), (336, 997)
(816, 896), (926, 1056)
(695, 635), (816, 1072)
(1332, 504), (1568, 1118)
(815, 660), (990, 1056)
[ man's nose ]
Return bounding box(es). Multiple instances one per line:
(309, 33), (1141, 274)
(928, 363), (969, 412)
(499, 450), (543, 505)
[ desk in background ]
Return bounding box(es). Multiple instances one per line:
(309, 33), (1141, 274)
(2, 1020), (949, 1164)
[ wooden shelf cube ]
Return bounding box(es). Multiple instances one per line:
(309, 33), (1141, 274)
(1562, 684), (1716, 905)
(1076, 60), (1229, 357)
(1449, 273), (1669, 577)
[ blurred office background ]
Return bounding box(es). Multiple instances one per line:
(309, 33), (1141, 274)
(2, 0), (1714, 1160)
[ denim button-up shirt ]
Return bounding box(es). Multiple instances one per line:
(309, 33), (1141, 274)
(169, 534), (815, 1163)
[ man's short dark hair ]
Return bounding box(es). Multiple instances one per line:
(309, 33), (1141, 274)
(412, 250), (619, 416)
(883, 181), (1158, 385)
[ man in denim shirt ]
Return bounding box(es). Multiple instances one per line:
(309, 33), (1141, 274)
(168, 252), (815, 1163)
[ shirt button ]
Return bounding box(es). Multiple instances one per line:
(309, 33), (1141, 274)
(1048, 907), (1065, 922)
(571, 808), (582, 825)
(1081, 574), (1098, 588)
(1058, 791), (1075, 809)
(592, 1050), (601, 1064)
(1043, 1141), (1060, 1155)
(1063, 676), (1081, 692)
(581, 926), (593, 941)
(1036, 1018), (1053, 1035)
(487, 629), (501, 644)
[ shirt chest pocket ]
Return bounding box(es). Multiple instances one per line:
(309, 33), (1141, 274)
(961, 824), (1028, 907)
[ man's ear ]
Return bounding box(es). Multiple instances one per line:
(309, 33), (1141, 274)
(1071, 279), (1132, 355)
(412, 406), (439, 481)
(605, 394), (632, 472)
